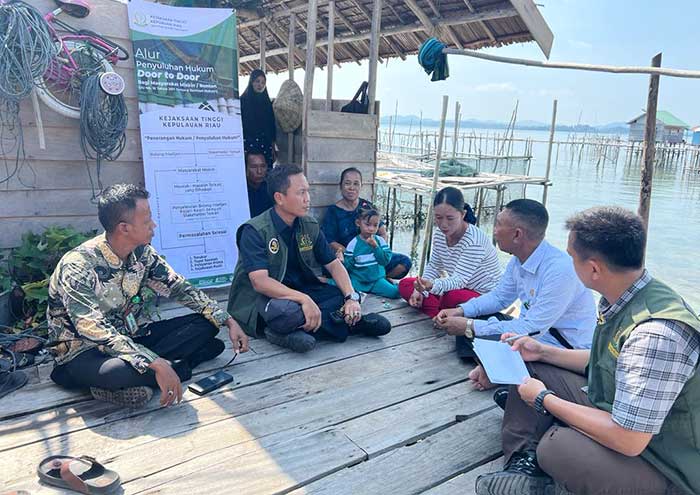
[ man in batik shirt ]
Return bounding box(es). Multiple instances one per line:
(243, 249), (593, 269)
(48, 184), (249, 408)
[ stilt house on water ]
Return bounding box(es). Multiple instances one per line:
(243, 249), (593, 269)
(2, 2), (557, 493)
(1, 0), (554, 250)
(627, 110), (689, 144)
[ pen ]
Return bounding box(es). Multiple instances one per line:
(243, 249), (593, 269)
(503, 331), (541, 344)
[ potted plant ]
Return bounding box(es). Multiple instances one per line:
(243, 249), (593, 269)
(0, 226), (97, 336)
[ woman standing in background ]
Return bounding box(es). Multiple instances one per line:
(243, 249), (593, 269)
(240, 69), (277, 167)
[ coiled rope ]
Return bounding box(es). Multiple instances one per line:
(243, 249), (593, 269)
(0, 1), (55, 186)
(79, 73), (128, 200)
(0, 1), (56, 101)
(418, 37), (449, 82)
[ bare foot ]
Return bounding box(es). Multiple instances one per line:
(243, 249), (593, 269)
(468, 364), (496, 391)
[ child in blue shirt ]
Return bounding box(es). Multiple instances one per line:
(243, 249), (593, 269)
(343, 208), (400, 299)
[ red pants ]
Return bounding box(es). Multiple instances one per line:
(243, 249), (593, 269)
(398, 277), (480, 318)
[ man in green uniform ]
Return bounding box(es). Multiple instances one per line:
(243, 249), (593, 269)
(476, 206), (699, 495)
(228, 164), (391, 353)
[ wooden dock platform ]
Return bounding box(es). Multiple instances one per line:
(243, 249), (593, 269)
(1, 293), (503, 494)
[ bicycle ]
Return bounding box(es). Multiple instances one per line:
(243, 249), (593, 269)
(34, 0), (130, 119)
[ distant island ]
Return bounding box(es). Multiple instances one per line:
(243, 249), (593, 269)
(379, 114), (629, 134)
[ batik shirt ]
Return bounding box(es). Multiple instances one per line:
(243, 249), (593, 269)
(47, 233), (231, 373)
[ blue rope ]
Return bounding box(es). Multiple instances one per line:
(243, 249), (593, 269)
(418, 37), (449, 82)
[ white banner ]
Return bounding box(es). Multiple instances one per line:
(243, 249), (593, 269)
(129, 0), (246, 288)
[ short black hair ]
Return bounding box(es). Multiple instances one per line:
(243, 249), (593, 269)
(357, 206), (380, 222)
(505, 199), (549, 240)
(245, 152), (267, 167)
(267, 163), (304, 197)
(340, 167), (363, 185)
(434, 186), (477, 225)
(565, 206), (646, 271)
(97, 184), (150, 233)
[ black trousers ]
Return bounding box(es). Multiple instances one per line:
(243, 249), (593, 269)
(258, 284), (350, 342)
(50, 314), (224, 390)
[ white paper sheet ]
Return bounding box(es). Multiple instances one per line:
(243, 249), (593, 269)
(473, 338), (531, 385)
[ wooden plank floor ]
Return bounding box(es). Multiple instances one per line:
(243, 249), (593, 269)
(1, 293), (503, 494)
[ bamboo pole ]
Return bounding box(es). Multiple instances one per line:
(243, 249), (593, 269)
(367, 0), (382, 115)
(442, 48), (700, 78)
(451, 101), (461, 160)
(638, 53), (662, 258)
(287, 13), (296, 163)
(259, 22), (266, 71)
(325, 0), (335, 111)
(418, 95), (449, 274)
(288, 13), (295, 79)
(541, 99), (558, 206)
(302, 0), (318, 173)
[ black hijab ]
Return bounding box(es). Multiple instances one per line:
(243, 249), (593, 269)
(240, 69), (276, 143)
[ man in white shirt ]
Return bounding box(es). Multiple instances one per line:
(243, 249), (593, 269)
(435, 199), (596, 389)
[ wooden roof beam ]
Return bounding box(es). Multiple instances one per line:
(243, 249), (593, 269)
(509, 0), (553, 57)
(264, 19), (305, 66)
(403, 0), (436, 36)
(239, 4), (518, 63)
(464, 0), (497, 42)
(403, 0), (462, 48)
(329, 6), (365, 65)
(346, 0), (404, 60)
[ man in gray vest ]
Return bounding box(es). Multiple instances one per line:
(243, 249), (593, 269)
(228, 164), (391, 352)
(475, 207), (699, 495)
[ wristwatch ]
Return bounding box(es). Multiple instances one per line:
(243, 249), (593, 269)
(534, 389), (555, 415)
(464, 318), (475, 339)
(344, 291), (361, 302)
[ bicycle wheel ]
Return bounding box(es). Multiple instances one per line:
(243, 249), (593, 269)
(35, 40), (114, 119)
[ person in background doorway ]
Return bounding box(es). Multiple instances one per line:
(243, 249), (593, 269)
(321, 167), (411, 280)
(245, 152), (273, 217)
(240, 69), (277, 168)
(400, 187), (501, 318)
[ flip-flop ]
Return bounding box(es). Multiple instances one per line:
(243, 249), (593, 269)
(37, 455), (120, 494)
(0, 369), (28, 400)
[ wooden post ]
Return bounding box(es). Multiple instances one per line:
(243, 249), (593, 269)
(259, 22), (266, 72)
(367, 0), (382, 116)
(325, 0), (335, 111)
(389, 187), (398, 249)
(638, 53), (662, 257)
(418, 95), (449, 274)
(451, 101), (461, 159)
(541, 99), (557, 206)
(287, 13), (296, 163)
(287, 13), (295, 79)
(302, 0), (318, 173)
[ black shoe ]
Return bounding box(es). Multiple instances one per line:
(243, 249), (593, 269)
(475, 450), (552, 495)
(264, 328), (316, 353)
(351, 313), (391, 336)
(493, 387), (509, 411)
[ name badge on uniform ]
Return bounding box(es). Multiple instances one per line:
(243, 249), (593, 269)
(298, 233), (313, 252)
(125, 312), (138, 333)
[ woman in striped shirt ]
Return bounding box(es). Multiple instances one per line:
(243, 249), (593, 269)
(398, 187), (502, 317)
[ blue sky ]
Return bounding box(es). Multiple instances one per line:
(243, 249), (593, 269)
(249, 1), (700, 126)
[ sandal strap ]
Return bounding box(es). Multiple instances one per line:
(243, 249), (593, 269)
(56, 459), (90, 494)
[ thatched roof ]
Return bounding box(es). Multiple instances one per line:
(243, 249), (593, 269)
(237, 0), (554, 75)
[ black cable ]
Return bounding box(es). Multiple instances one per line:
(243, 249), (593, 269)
(79, 73), (128, 201)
